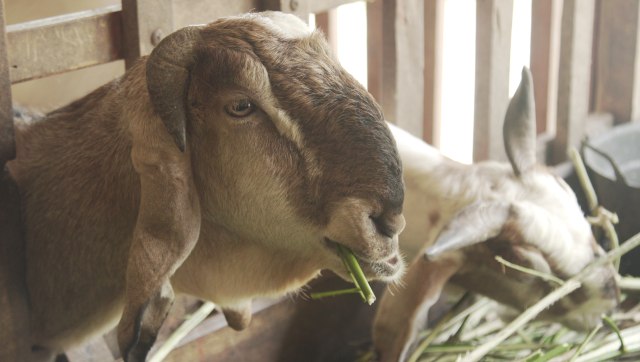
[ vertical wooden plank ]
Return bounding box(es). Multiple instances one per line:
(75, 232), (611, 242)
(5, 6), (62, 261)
(121, 0), (173, 68)
(315, 9), (338, 56)
(0, 171), (30, 362)
(594, 0), (640, 124)
(0, 7), (28, 358)
(530, 0), (562, 136)
(423, 0), (444, 145)
(551, 0), (595, 164)
(474, 0), (514, 162)
(367, 0), (423, 134)
(394, 0), (424, 135)
(0, 0), (14, 163)
(367, 0), (396, 122)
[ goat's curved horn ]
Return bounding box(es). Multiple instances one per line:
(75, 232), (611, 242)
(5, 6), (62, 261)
(425, 201), (510, 259)
(146, 26), (203, 152)
(504, 67), (536, 176)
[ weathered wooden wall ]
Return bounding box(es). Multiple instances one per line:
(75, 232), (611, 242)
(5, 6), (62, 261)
(2, 0), (640, 360)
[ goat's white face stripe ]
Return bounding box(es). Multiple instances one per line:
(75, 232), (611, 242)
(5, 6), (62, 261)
(273, 109), (305, 149)
(271, 108), (324, 179)
(256, 79), (323, 179)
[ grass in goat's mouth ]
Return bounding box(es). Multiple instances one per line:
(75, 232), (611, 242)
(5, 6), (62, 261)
(311, 243), (376, 305)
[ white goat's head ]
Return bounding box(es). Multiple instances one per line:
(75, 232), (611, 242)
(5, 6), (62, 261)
(373, 69), (618, 362)
(426, 69), (618, 326)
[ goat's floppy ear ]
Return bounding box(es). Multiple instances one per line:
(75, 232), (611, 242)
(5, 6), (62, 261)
(425, 201), (510, 259)
(118, 131), (202, 361)
(504, 67), (536, 176)
(146, 26), (203, 152)
(117, 26), (204, 362)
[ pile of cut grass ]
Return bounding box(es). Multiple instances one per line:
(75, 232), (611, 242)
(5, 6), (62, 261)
(407, 277), (640, 362)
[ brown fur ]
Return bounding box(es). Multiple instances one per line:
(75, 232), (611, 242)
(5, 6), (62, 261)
(7, 12), (405, 361)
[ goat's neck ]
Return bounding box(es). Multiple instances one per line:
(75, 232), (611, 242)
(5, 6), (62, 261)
(172, 221), (321, 308)
(400, 142), (512, 258)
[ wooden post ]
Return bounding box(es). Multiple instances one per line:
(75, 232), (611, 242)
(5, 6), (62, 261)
(530, 0), (562, 136)
(122, 0), (173, 68)
(0, 7), (30, 362)
(394, 0), (424, 136)
(367, 0), (423, 135)
(0, 0), (14, 163)
(315, 9), (338, 56)
(551, 0), (595, 164)
(474, 0), (514, 162)
(594, 0), (640, 124)
(367, 0), (396, 123)
(423, 0), (444, 145)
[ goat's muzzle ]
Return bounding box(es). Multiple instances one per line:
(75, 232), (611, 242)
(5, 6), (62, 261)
(323, 197), (406, 282)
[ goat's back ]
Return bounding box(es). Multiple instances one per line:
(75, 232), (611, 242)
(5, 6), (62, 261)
(8, 79), (141, 350)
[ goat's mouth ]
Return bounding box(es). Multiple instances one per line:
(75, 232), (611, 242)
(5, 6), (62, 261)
(323, 238), (404, 282)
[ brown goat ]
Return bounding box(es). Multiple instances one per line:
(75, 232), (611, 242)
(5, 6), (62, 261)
(6, 12), (405, 361)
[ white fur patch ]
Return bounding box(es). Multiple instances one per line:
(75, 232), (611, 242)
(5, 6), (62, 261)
(242, 11), (310, 39)
(267, 106), (323, 179)
(274, 109), (305, 149)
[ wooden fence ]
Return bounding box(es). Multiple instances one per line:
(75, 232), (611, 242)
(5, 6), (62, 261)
(1, 0), (639, 360)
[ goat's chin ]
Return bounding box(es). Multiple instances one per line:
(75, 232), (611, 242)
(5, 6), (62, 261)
(364, 257), (406, 282)
(330, 254), (405, 284)
(322, 238), (405, 282)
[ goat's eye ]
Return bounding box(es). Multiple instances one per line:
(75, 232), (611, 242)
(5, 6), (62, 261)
(225, 99), (255, 117)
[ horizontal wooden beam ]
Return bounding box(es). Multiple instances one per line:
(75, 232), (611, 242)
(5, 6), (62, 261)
(260, 0), (358, 17)
(308, 0), (360, 14)
(7, 5), (123, 84)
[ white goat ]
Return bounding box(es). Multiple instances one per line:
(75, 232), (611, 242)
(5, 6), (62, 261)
(5, 12), (406, 362)
(374, 69), (619, 362)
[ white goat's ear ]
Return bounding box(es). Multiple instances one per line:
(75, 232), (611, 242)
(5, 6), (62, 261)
(425, 201), (510, 259)
(504, 67), (536, 176)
